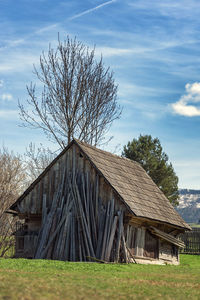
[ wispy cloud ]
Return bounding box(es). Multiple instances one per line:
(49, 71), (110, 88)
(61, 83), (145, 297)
(0, 38), (26, 51)
(35, 23), (59, 35)
(95, 39), (196, 58)
(1, 24), (59, 52)
(0, 109), (18, 120)
(118, 82), (170, 98)
(95, 46), (134, 57)
(174, 160), (200, 168)
(1, 93), (13, 101)
(171, 82), (200, 117)
(69, 0), (116, 20)
(0, 80), (3, 88)
(128, 1), (200, 19)
(0, 53), (40, 73)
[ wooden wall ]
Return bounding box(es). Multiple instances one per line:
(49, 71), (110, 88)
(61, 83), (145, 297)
(159, 241), (178, 264)
(125, 223), (179, 264)
(16, 143), (126, 217)
(15, 143), (127, 259)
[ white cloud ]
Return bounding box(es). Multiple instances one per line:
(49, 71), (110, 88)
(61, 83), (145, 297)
(0, 109), (18, 120)
(171, 82), (200, 117)
(128, 1), (200, 20)
(0, 53), (40, 73)
(95, 46), (134, 57)
(95, 45), (163, 57)
(68, 0), (116, 21)
(1, 93), (13, 101)
(95, 41), (191, 58)
(118, 82), (170, 98)
(6, 39), (25, 48)
(185, 82), (200, 97)
(0, 80), (3, 88)
(35, 23), (58, 35)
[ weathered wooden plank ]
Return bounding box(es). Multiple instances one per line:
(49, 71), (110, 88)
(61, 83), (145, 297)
(89, 182), (97, 249)
(72, 178), (95, 258)
(95, 174), (99, 226)
(121, 228), (128, 263)
(105, 215), (118, 261)
(105, 198), (114, 255)
(41, 201), (73, 259)
(135, 227), (145, 257)
(81, 174), (91, 237)
(139, 228), (145, 257)
(72, 144), (76, 179)
(63, 213), (71, 261)
(77, 216), (83, 262)
(135, 227), (141, 257)
(115, 211), (123, 262)
(100, 200), (111, 260)
(35, 189), (61, 258)
(69, 177), (91, 258)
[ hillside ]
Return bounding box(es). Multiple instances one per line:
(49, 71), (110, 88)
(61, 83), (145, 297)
(176, 189), (200, 224)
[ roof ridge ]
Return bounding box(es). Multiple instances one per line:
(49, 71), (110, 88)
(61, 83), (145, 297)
(74, 138), (141, 167)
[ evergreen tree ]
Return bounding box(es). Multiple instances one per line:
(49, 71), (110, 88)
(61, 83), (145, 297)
(122, 135), (179, 206)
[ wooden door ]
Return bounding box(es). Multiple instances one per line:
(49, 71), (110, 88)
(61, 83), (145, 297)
(143, 230), (158, 259)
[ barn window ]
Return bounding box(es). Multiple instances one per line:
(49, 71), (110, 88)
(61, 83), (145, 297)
(143, 230), (158, 259)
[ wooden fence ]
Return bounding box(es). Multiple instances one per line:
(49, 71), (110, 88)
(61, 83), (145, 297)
(179, 228), (200, 254)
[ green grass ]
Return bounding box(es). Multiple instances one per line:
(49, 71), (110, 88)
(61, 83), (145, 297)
(189, 223), (200, 228)
(0, 255), (200, 300)
(0, 236), (15, 258)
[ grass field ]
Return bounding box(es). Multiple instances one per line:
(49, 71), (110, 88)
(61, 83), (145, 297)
(0, 255), (200, 300)
(189, 223), (200, 228)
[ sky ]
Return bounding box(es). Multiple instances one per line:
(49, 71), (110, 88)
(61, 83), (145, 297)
(0, 0), (200, 189)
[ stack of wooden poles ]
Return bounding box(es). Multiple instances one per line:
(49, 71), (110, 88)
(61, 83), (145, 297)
(34, 170), (129, 262)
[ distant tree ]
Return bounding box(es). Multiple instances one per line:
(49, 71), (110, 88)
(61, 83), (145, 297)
(0, 148), (25, 257)
(122, 135), (179, 206)
(24, 143), (56, 182)
(19, 35), (121, 149)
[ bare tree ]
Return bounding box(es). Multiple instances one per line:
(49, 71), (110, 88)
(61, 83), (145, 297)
(24, 142), (57, 182)
(0, 148), (26, 257)
(19, 36), (121, 149)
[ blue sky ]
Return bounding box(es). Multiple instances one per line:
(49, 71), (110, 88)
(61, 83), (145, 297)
(1, 0), (200, 189)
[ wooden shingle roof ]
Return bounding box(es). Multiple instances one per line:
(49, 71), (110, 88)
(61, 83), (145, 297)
(10, 139), (190, 230)
(76, 139), (190, 230)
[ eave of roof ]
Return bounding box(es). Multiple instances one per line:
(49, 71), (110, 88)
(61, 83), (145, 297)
(149, 226), (185, 248)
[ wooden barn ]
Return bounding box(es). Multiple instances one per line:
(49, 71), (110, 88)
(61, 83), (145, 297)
(8, 139), (191, 264)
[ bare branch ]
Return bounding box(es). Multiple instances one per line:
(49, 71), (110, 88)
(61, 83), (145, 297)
(24, 143), (57, 182)
(19, 35), (121, 148)
(0, 148), (26, 257)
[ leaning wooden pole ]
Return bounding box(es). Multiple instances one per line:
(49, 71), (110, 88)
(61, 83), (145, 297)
(33, 168), (128, 263)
